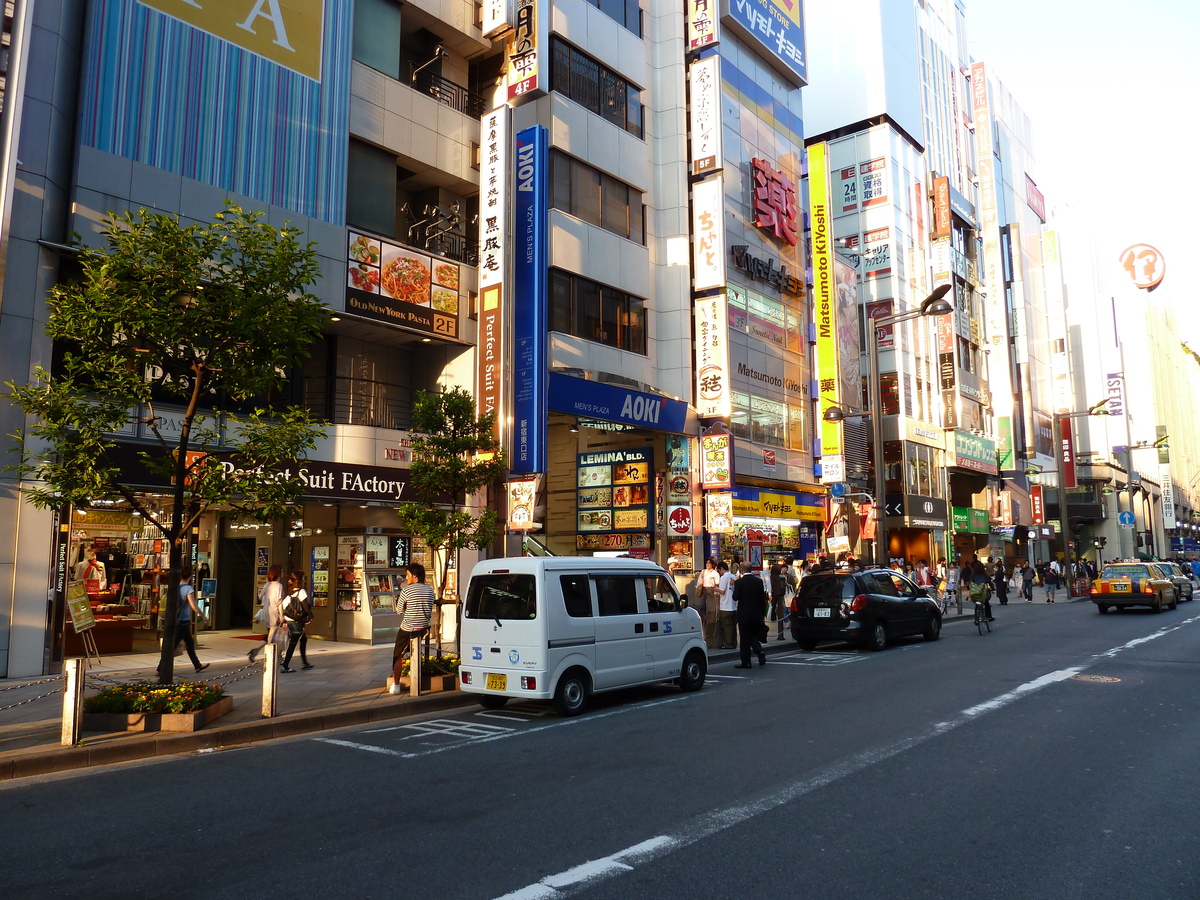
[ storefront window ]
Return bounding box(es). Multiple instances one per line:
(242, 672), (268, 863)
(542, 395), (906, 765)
(785, 306), (803, 354)
(751, 395), (786, 447)
(731, 391), (751, 439)
(880, 373), (900, 415)
(787, 403), (807, 451)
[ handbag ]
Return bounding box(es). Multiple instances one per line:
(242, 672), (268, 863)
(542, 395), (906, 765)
(253, 606), (269, 626)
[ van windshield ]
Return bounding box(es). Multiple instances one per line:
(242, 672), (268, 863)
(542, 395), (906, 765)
(464, 574), (537, 620)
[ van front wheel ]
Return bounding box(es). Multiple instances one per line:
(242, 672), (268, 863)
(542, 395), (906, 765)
(554, 670), (590, 717)
(679, 650), (706, 692)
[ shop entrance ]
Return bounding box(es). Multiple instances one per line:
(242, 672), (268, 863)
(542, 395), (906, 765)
(218, 538), (257, 629)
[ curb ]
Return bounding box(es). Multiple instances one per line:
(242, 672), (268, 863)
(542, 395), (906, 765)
(1, 688), (478, 782)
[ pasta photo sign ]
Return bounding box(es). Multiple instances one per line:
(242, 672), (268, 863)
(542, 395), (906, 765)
(345, 231), (460, 339)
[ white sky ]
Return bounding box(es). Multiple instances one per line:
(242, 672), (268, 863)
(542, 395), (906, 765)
(965, 0), (1200, 343)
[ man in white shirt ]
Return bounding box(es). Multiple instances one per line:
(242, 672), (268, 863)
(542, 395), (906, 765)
(717, 562), (738, 650)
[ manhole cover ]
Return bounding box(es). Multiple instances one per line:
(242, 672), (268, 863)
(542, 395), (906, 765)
(1070, 674), (1121, 684)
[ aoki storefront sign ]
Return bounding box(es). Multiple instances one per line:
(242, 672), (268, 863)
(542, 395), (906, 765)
(548, 374), (688, 433)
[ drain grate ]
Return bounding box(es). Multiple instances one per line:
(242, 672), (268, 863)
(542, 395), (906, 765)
(1070, 674), (1121, 683)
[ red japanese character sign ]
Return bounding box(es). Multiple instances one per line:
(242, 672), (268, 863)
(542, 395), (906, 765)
(751, 157), (798, 246)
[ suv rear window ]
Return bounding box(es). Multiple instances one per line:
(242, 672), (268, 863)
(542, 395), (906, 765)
(464, 574), (536, 619)
(797, 575), (856, 602)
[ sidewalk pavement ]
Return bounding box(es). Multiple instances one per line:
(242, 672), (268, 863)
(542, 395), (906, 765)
(0, 604), (1014, 782)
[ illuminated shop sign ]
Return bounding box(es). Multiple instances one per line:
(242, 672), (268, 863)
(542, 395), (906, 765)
(751, 157), (798, 245)
(511, 125), (548, 474)
(719, 0), (806, 86)
(687, 0), (720, 49)
(693, 176), (727, 290)
(506, 0), (545, 102)
(689, 56), (723, 176)
(345, 232), (460, 339)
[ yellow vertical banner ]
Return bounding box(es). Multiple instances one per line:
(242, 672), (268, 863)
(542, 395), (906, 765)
(808, 142), (843, 472)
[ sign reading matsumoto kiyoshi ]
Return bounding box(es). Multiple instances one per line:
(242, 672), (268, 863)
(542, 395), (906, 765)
(719, 0), (806, 85)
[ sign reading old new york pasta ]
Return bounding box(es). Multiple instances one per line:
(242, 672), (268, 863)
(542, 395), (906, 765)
(345, 231), (460, 339)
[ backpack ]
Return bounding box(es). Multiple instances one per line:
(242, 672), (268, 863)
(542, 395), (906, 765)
(285, 593), (312, 625)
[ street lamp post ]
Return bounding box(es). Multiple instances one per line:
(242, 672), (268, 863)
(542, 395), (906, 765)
(824, 285), (952, 567)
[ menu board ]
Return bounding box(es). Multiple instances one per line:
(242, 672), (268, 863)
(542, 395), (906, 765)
(575, 447), (654, 549)
(345, 231), (460, 339)
(310, 545), (330, 607)
(66, 583), (96, 632)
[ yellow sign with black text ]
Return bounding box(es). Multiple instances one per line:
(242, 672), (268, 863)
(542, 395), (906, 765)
(139, 0), (325, 81)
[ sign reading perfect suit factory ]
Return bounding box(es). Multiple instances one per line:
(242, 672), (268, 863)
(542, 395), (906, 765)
(477, 108), (509, 442)
(511, 125), (549, 474)
(139, 0), (326, 81)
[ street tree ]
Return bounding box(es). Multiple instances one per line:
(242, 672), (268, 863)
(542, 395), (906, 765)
(6, 205), (328, 681)
(394, 387), (506, 647)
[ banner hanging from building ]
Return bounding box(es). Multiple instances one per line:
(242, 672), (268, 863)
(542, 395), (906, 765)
(695, 292), (731, 417)
(511, 125), (548, 474)
(808, 142), (842, 480)
(692, 176), (727, 290)
(689, 56), (722, 176)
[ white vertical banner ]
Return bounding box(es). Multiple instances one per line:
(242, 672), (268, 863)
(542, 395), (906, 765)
(695, 291), (730, 417)
(481, 0), (512, 38)
(689, 55), (722, 176)
(477, 108), (509, 437)
(1161, 464), (1175, 533)
(692, 175), (726, 291)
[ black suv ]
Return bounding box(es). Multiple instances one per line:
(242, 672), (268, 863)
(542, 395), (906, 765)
(789, 568), (943, 651)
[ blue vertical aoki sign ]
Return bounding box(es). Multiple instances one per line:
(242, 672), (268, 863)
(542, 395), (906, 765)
(511, 125), (548, 474)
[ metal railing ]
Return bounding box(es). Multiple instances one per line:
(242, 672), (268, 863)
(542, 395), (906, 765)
(411, 69), (487, 118)
(304, 376), (412, 431)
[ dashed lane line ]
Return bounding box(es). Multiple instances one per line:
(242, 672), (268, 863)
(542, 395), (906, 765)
(488, 613), (1200, 900)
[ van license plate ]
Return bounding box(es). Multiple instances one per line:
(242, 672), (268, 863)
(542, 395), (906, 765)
(486, 673), (507, 691)
(813, 608), (831, 618)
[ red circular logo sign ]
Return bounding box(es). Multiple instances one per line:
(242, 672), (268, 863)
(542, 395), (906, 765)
(668, 506), (692, 535)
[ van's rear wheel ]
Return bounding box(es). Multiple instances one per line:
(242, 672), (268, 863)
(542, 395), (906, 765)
(477, 695), (508, 710)
(679, 650), (706, 692)
(553, 670), (590, 716)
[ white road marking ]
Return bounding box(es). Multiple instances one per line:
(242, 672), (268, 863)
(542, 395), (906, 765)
(489, 617), (1200, 900)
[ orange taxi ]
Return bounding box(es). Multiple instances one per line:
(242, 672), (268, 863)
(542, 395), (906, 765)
(1090, 562), (1178, 614)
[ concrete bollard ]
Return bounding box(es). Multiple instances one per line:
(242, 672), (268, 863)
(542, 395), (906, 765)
(261, 641), (279, 717)
(409, 636), (421, 697)
(61, 658), (86, 746)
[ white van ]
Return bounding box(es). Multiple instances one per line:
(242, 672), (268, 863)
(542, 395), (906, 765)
(459, 557), (708, 715)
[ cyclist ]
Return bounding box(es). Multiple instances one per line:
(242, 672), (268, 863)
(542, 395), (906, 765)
(969, 560), (994, 621)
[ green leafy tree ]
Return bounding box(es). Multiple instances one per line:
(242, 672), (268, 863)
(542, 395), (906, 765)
(6, 205), (329, 681)
(395, 387), (507, 643)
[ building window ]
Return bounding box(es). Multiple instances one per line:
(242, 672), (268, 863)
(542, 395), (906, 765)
(590, 0), (642, 36)
(787, 403), (807, 451)
(548, 269), (646, 354)
(731, 391), (751, 440)
(352, 0), (402, 80)
(751, 395), (786, 447)
(550, 38), (644, 138)
(550, 151), (644, 244)
(346, 139), (398, 237)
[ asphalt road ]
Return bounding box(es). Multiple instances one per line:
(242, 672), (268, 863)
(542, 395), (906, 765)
(2, 600), (1198, 900)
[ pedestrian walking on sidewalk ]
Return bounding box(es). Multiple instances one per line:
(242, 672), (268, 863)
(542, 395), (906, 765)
(281, 570), (314, 672)
(390, 562), (436, 694)
(159, 566), (209, 676)
(248, 565), (286, 664)
(717, 561), (738, 650)
(732, 570), (768, 669)
(696, 557), (721, 646)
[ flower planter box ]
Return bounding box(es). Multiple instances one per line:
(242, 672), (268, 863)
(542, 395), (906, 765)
(82, 696), (233, 733)
(387, 675), (458, 693)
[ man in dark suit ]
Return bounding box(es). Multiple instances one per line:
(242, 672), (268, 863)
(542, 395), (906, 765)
(733, 570), (768, 668)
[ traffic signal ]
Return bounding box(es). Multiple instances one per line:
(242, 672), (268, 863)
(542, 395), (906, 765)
(1098, 536), (1107, 548)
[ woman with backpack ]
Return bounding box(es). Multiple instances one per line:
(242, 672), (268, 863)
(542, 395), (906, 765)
(281, 569), (314, 673)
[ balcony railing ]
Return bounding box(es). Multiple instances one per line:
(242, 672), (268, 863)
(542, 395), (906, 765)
(411, 69), (487, 119)
(304, 376), (412, 431)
